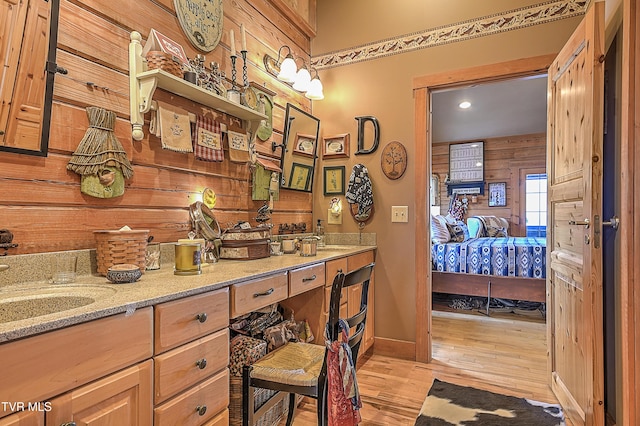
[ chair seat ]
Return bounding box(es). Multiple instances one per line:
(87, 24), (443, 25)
(250, 342), (325, 387)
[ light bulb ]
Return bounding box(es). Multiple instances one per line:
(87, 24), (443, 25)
(305, 77), (324, 100)
(277, 56), (297, 83)
(292, 68), (311, 92)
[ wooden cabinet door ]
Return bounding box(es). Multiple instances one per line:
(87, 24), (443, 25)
(0, 410), (43, 426)
(46, 360), (153, 426)
(0, 0), (50, 150)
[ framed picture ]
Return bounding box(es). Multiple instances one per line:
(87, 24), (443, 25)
(488, 182), (507, 207)
(449, 141), (484, 183)
(322, 133), (350, 159)
(288, 163), (313, 191)
(292, 133), (317, 158)
(323, 166), (345, 196)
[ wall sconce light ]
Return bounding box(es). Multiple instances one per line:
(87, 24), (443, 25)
(305, 69), (324, 100)
(264, 48), (324, 100)
(328, 197), (342, 224)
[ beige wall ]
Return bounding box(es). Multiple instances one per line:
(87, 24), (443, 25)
(311, 1), (582, 342)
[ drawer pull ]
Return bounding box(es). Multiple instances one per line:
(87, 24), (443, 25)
(196, 313), (208, 323)
(195, 358), (207, 369)
(254, 288), (274, 297)
(196, 405), (207, 416)
(302, 274), (317, 282)
(61, 423), (77, 426)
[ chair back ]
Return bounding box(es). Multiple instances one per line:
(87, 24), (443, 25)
(326, 262), (374, 363)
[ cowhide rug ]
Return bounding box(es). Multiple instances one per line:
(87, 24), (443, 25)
(415, 379), (565, 425)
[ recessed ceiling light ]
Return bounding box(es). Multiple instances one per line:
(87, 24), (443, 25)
(459, 101), (471, 109)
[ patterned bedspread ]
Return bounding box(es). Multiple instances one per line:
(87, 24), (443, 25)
(432, 237), (546, 279)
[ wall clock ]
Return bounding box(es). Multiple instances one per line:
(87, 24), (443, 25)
(174, 0), (223, 52)
(380, 141), (407, 180)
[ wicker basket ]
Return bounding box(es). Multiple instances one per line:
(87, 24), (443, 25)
(145, 51), (183, 78)
(94, 229), (149, 276)
(229, 376), (288, 426)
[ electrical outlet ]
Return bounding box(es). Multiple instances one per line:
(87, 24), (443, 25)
(391, 206), (408, 223)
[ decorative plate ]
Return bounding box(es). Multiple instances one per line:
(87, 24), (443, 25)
(174, 0), (223, 52)
(380, 141), (408, 180)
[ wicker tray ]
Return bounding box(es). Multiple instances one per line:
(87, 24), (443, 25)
(145, 51), (183, 78)
(94, 229), (149, 276)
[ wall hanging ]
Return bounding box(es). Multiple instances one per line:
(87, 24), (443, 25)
(67, 107), (133, 199)
(380, 141), (407, 179)
(174, 0), (223, 52)
(345, 164), (374, 226)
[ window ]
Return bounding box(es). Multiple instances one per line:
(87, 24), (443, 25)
(525, 174), (547, 238)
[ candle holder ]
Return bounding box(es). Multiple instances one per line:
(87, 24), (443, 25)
(228, 54), (240, 103)
(241, 50), (249, 89)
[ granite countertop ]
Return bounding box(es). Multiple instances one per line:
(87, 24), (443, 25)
(0, 245), (375, 343)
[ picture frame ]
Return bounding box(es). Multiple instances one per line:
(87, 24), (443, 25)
(323, 166), (345, 196)
(292, 133), (317, 158)
(449, 141), (484, 183)
(288, 163), (313, 191)
(488, 182), (507, 207)
(322, 133), (350, 159)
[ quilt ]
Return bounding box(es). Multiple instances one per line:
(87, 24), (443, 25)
(432, 237), (546, 279)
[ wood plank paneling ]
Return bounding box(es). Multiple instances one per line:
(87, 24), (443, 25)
(432, 133), (546, 236)
(2, 0), (316, 255)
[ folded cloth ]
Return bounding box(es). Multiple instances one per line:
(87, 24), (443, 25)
(227, 130), (251, 163)
(191, 115), (223, 162)
(154, 101), (193, 153)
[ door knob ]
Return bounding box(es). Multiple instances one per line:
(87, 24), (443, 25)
(569, 218), (590, 228)
(602, 216), (619, 230)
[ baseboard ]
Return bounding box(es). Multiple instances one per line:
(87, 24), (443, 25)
(371, 337), (416, 360)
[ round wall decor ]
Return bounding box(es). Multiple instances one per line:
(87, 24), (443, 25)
(174, 0), (223, 52)
(380, 141), (407, 180)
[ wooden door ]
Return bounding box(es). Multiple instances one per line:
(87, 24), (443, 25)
(46, 360), (153, 426)
(546, 2), (604, 425)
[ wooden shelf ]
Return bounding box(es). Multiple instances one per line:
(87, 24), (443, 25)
(128, 31), (266, 141)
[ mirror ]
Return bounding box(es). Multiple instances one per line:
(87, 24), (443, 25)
(0, 0), (59, 156)
(279, 103), (320, 192)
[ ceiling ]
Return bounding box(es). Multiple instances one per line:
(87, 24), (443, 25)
(431, 74), (548, 144)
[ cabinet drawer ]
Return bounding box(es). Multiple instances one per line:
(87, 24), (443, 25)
(154, 329), (230, 404)
(347, 250), (375, 272)
(325, 257), (348, 287)
(0, 307), (152, 416)
(0, 411), (43, 426)
(201, 409), (229, 426)
(154, 369), (229, 426)
(324, 285), (348, 313)
(154, 288), (229, 354)
(230, 272), (288, 318)
(289, 263), (326, 297)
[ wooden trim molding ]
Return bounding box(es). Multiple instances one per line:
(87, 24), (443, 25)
(312, 1), (585, 70)
(371, 337), (416, 361)
(413, 55), (555, 365)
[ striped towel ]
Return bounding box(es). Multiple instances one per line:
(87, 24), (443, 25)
(192, 115), (224, 162)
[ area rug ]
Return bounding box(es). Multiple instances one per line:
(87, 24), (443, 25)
(415, 379), (565, 425)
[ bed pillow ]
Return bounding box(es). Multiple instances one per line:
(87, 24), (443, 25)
(431, 215), (450, 243)
(447, 221), (470, 242)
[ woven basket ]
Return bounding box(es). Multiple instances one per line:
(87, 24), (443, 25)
(94, 229), (149, 276)
(145, 51), (183, 78)
(229, 376), (288, 426)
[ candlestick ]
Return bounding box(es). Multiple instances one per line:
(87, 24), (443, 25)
(240, 24), (247, 51)
(230, 29), (236, 57)
(241, 51), (249, 89)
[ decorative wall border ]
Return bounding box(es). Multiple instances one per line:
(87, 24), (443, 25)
(311, 0), (587, 70)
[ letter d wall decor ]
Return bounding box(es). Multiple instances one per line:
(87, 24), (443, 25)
(354, 116), (380, 155)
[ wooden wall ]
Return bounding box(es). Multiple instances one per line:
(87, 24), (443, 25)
(432, 133), (546, 236)
(1, 0), (316, 255)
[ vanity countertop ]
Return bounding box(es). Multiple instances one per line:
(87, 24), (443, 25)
(0, 245), (375, 343)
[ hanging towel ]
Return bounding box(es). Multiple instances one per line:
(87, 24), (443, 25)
(326, 318), (362, 426)
(191, 115), (224, 162)
(153, 101), (192, 153)
(345, 164), (374, 222)
(227, 130), (251, 163)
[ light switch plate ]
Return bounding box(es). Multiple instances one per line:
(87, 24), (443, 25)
(391, 206), (408, 223)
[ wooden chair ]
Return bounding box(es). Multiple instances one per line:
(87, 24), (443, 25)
(242, 262), (375, 426)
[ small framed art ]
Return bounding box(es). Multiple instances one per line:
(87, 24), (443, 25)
(288, 163), (313, 191)
(322, 134), (350, 159)
(323, 166), (345, 196)
(293, 133), (317, 158)
(488, 182), (507, 207)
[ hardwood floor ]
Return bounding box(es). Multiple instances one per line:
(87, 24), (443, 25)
(279, 309), (567, 425)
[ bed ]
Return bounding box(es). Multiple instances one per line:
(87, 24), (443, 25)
(431, 215), (547, 310)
